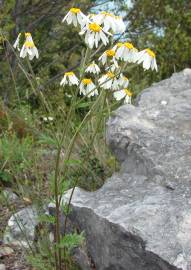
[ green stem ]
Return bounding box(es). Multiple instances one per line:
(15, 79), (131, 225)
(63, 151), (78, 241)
(54, 147), (63, 270)
(62, 91), (108, 235)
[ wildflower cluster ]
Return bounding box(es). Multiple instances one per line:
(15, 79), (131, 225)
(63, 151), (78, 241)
(13, 7), (158, 104)
(11, 6), (159, 270)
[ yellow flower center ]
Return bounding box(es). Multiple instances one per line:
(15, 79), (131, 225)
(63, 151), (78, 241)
(24, 41), (35, 48)
(25, 32), (31, 37)
(89, 23), (102, 32)
(124, 89), (132, 97)
(106, 50), (116, 57)
(115, 16), (122, 20)
(124, 42), (134, 49)
(117, 42), (123, 47)
(65, 72), (74, 76)
(89, 13), (96, 17)
(82, 78), (92, 85)
(101, 11), (113, 17)
(146, 48), (156, 58)
(107, 72), (115, 78)
(70, 8), (81, 14)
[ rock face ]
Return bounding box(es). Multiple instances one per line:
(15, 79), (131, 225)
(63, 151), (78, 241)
(63, 69), (191, 270)
(4, 207), (38, 248)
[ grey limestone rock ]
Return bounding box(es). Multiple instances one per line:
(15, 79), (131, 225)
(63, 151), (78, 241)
(2, 189), (19, 202)
(4, 207), (38, 248)
(63, 69), (191, 270)
(0, 264), (6, 270)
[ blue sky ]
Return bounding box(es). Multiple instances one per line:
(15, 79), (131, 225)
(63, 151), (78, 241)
(92, 0), (132, 14)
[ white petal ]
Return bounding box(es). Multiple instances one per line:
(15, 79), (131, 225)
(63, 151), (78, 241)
(143, 55), (151, 70)
(72, 14), (78, 27)
(113, 89), (126, 100)
(62, 13), (68, 23)
(87, 33), (95, 49)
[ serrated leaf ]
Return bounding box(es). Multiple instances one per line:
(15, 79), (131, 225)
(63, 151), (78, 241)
(38, 214), (55, 224)
(58, 232), (84, 250)
(38, 134), (57, 146)
(64, 159), (82, 166)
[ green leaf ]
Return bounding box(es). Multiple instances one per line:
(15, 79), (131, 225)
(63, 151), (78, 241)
(38, 214), (55, 224)
(0, 171), (12, 182)
(76, 101), (93, 109)
(64, 159), (82, 166)
(58, 232), (84, 250)
(38, 134), (57, 146)
(60, 180), (71, 194)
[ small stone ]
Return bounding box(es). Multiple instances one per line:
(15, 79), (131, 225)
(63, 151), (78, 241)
(0, 246), (14, 258)
(2, 189), (18, 201)
(183, 68), (191, 76)
(161, 100), (167, 105)
(4, 207), (38, 248)
(0, 264), (6, 270)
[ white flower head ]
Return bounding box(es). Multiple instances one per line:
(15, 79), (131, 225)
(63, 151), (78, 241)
(62, 8), (88, 28)
(87, 13), (97, 20)
(60, 71), (79, 86)
(85, 61), (100, 74)
(118, 74), (129, 88)
(136, 48), (158, 71)
(106, 63), (119, 73)
(79, 22), (112, 49)
(20, 33), (39, 60)
(93, 12), (125, 34)
(48, 116), (54, 121)
(98, 72), (119, 90)
(80, 78), (98, 97)
(13, 33), (21, 51)
(113, 88), (132, 104)
(114, 42), (138, 63)
(98, 49), (118, 68)
(114, 16), (126, 34)
(42, 116), (54, 122)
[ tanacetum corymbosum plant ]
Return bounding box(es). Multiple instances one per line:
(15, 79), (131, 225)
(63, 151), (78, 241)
(10, 6), (158, 270)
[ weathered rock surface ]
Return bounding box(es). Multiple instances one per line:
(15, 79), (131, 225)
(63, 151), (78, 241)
(0, 264), (6, 270)
(4, 207), (38, 248)
(63, 69), (191, 270)
(2, 189), (19, 202)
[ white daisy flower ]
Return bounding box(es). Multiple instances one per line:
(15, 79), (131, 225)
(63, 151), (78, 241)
(93, 12), (125, 34)
(79, 22), (112, 49)
(136, 48), (158, 71)
(98, 49), (118, 67)
(60, 71), (79, 86)
(20, 33), (39, 60)
(13, 33), (21, 51)
(98, 72), (119, 90)
(118, 74), (129, 88)
(106, 63), (119, 73)
(85, 61), (100, 74)
(80, 78), (98, 97)
(114, 16), (126, 34)
(62, 8), (88, 28)
(96, 12), (116, 32)
(42, 116), (54, 122)
(48, 116), (54, 121)
(113, 88), (132, 104)
(87, 13), (96, 20)
(113, 42), (138, 63)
